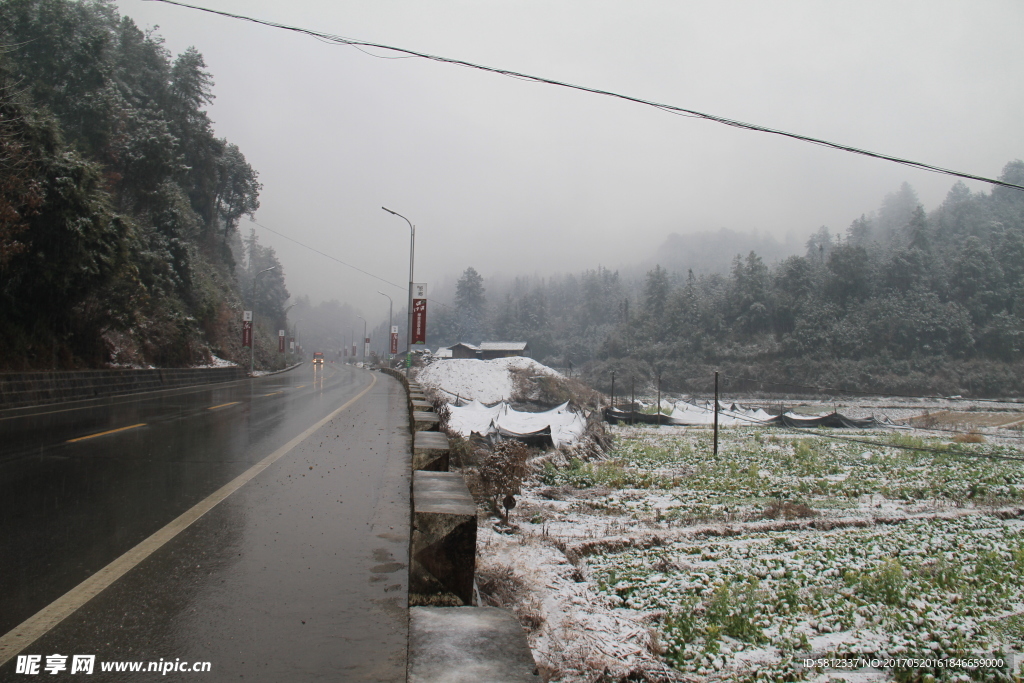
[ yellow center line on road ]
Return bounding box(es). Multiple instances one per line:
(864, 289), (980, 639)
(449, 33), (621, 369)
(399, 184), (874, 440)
(264, 391), (282, 397)
(207, 402), (239, 411)
(0, 372), (378, 667)
(66, 423), (146, 443)
(294, 385), (306, 389)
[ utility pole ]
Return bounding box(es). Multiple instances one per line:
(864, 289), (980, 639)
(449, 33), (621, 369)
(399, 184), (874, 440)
(713, 371), (719, 456)
(382, 207), (415, 378)
(377, 291), (393, 361)
(357, 316), (367, 362)
(250, 265), (276, 376)
(630, 377), (635, 426)
(657, 371), (662, 428)
(610, 371), (615, 413)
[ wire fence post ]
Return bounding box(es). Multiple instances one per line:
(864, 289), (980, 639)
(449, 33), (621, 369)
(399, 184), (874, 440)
(713, 371), (719, 456)
(630, 377), (635, 426)
(657, 371), (662, 428)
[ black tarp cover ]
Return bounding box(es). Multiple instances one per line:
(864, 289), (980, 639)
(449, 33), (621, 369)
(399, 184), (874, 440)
(605, 407), (885, 429)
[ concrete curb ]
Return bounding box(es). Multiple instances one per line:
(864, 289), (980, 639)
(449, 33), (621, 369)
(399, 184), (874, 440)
(376, 368), (539, 682)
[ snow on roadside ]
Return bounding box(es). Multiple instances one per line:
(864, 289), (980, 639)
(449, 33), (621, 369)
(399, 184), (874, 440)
(478, 526), (682, 682)
(416, 357), (562, 404)
(192, 354), (238, 368)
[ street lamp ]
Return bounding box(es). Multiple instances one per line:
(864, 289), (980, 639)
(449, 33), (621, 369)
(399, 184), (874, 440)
(250, 265), (277, 376)
(377, 291), (393, 361)
(357, 315), (367, 362)
(382, 206), (414, 378)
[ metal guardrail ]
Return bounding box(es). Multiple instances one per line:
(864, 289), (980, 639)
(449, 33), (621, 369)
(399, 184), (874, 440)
(0, 367), (248, 409)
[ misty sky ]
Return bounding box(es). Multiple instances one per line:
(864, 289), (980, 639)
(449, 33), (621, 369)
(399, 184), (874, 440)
(119, 0), (1024, 325)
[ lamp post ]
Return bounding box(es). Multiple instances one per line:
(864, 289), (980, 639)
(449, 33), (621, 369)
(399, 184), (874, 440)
(382, 207), (414, 378)
(377, 290), (393, 361)
(250, 265), (277, 376)
(357, 315), (367, 362)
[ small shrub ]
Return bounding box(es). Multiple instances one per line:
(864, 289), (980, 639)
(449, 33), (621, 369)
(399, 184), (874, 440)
(886, 433), (931, 450)
(509, 366), (604, 407)
(952, 430), (986, 443)
(476, 564), (545, 633)
(447, 434), (476, 468)
(432, 397), (452, 433)
(858, 559), (907, 606)
(761, 500), (818, 520)
(477, 564), (525, 607)
(479, 440), (531, 521)
(705, 579), (768, 643)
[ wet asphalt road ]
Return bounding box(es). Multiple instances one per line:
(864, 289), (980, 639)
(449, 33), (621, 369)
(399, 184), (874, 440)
(0, 364), (411, 681)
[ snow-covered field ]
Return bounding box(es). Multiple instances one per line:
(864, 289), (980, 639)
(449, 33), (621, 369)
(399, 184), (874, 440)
(416, 356), (562, 404)
(477, 422), (1024, 682)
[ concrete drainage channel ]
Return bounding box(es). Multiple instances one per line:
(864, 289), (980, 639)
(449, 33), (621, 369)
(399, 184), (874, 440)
(380, 368), (540, 683)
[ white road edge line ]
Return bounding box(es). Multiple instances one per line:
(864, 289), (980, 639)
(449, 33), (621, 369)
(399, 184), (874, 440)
(0, 371), (378, 667)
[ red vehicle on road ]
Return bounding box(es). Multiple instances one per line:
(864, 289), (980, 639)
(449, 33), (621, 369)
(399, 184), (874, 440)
(312, 352), (324, 366)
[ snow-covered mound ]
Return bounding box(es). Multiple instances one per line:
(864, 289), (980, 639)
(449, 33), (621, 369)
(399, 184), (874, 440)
(416, 356), (561, 404)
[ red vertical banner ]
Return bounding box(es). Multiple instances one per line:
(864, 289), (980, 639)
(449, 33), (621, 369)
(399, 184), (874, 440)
(242, 320), (253, 348)
(352, 343), (357, 357)
(411, 298), (427, 344)
(390, 326), (398, 354)
(278, 330), (285, 353)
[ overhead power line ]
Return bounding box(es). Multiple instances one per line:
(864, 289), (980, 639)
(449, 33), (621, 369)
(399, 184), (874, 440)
(249, 219), (453, 311)
(251, 219), (405, 292)
(148, 0), (1024, 192)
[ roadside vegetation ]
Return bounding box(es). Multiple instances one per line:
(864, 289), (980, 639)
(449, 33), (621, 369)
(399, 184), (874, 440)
(0, 0), (287, 369)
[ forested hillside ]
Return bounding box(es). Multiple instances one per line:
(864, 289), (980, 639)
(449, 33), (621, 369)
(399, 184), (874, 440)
(0, 0), (287, 370)
(433, 170), (1024, 397)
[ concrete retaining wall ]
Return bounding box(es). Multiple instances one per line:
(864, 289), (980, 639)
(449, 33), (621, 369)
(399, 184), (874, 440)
(0, 366), (248, 409)
(410, 471), (477, 606)
(378, 368), (539, 680)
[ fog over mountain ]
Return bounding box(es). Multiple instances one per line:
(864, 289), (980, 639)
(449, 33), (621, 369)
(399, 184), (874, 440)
(3, 0), (1023, 379)
(114, 0), (1024, 326)
(637, 229), (803, 279)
